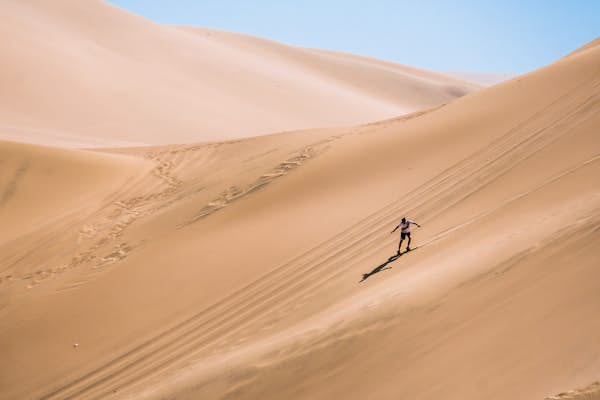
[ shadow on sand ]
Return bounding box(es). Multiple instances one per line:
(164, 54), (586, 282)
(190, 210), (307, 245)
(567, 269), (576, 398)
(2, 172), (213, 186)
(360, 247), (418, 283)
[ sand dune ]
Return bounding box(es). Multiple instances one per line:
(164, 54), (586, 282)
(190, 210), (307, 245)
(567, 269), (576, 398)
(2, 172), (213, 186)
(1, 29), (598, 400)
(0, 0), (477, 147)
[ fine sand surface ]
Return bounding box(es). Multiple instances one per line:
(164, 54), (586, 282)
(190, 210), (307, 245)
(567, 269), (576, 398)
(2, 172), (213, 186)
(1, 32), (599, 400)
(0, 0), (477, 148)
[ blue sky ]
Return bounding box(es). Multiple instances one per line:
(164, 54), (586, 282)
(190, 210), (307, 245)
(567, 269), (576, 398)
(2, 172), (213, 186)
(107, 0), (599, 74)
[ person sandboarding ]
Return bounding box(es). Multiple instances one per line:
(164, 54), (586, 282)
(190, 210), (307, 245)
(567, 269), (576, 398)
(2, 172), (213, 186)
(391, 217), (421, 255)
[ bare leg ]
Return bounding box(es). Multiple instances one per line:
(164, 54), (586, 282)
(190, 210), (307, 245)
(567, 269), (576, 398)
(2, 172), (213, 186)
(397, 239), (403, 253)
(407, 235), (412, 251)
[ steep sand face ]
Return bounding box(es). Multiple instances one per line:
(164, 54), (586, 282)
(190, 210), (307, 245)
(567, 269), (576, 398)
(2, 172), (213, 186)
(1, 36), (598, 400)
(0, 0), (476, 147)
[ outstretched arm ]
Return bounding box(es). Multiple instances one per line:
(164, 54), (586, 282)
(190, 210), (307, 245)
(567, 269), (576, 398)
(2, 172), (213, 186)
(391, 225), (399, 233)
(414, 222), (421, 228)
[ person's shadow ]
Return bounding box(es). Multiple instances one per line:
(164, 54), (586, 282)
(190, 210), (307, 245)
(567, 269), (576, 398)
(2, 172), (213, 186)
(360, 248), (417, 283)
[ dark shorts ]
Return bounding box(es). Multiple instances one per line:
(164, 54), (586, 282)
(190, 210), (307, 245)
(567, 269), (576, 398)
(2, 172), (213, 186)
(401, 232), (411, 240)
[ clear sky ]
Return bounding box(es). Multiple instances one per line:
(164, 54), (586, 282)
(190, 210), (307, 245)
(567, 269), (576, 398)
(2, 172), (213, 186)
(107, 0), (599, 74)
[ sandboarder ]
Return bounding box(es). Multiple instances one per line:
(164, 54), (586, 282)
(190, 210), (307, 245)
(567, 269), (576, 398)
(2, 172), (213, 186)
(391, 217), (421, 254)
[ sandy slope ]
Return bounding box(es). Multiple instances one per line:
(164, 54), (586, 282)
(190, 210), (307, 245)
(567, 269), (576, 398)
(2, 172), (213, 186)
(0, 0), (476, 148)
(1, 35), (598, 400)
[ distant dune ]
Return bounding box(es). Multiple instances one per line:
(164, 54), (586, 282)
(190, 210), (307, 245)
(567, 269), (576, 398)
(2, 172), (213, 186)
(1, 14), (599, 397)
(0, 0), (477, 147)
